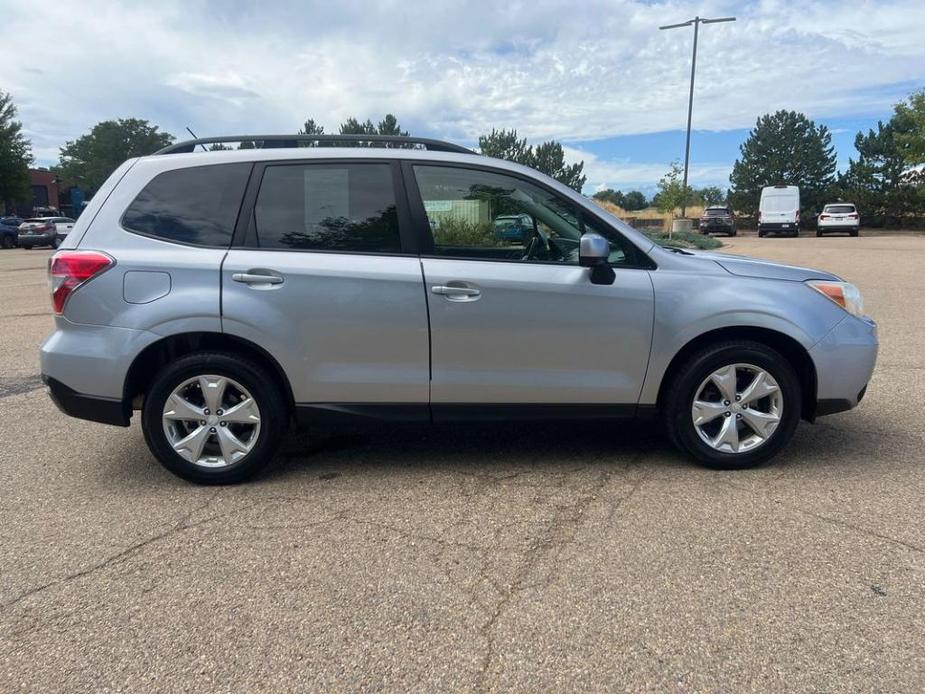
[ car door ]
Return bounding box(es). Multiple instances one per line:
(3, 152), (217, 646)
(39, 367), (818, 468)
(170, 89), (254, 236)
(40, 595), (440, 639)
(405, 162), (655, 413)
(221, 160), (430, 412)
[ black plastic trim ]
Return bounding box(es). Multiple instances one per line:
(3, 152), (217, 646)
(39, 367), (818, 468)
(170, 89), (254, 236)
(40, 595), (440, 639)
(43, 376), (130, 427)
(157, 134), (473, 155)
(295, 402), (641, 426)
(813, 398), (854, 417)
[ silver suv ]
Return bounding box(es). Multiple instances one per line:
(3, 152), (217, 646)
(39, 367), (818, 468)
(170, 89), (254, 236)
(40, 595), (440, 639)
(41, 135), (878, 484)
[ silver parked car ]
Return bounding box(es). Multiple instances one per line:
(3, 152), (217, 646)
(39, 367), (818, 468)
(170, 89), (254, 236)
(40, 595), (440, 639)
(18, 216), (76, 249)
(41, 135), (878, 484)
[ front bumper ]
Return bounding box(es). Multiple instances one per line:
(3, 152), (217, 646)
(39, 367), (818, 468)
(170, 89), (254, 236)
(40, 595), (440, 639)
(809, 315), (878, 418)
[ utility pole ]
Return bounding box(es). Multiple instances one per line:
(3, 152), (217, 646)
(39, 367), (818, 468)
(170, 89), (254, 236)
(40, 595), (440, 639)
(659, 15), (735, 217)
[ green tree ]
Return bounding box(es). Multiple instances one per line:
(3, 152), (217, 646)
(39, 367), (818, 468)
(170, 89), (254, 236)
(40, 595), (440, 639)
(299, 118), (324, 136)
(478, 128), (586, 192)
(57, 119), (173, 192)
(592, 189), (625, 207)
(840, 120), (924, 222)
(621, 190), (648, 210)
(0, 90), (32, 206)
(729, 110), (837, 216)
(339, 117), (376, 135)
(478, 128), (532, 164)
(892, 89), (925, 168)
(697, 186), (725, 206)
(375, 114), (408, 137)
(655, 161), (693, 218)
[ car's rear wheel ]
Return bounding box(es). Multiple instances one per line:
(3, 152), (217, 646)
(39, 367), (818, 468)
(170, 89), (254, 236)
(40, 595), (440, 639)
(142, 352), (288, 484)
(664, 340), (801, 469)
(1, 236), (12, 249)
(851, 229), (859, 237)
(52, 237), (61, 248)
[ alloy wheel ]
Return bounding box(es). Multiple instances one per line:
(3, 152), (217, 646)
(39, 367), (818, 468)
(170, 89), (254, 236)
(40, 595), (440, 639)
(691, 363), (782, 454)
(162, 374), (261, 468)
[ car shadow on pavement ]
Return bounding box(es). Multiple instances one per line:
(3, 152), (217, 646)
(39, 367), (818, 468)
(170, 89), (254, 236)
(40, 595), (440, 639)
(262, 419), (675, 482)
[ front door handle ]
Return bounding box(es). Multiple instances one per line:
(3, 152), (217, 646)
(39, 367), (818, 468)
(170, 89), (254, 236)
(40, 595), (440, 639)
(431, 283), (481, 301)
(232, 271), (284, 285)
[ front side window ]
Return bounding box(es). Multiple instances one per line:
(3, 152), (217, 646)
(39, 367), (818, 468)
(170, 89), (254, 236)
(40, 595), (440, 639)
(122, 163), (251, 246)
(251, 163), (401, 253)
(413, 165), (634, 265)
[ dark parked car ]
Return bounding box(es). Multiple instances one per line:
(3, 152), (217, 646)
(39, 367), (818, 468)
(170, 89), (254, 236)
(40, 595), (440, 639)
(0, 217), (23, 248)
(699, 206), (736, 236)
(494, 213), (533, 242)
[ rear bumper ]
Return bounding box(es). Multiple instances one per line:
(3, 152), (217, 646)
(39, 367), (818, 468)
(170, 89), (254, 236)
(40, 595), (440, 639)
(809, 315), (878, 418)
(758, 223), (798, 232)
(817, 225), (859, 233)
(18, 233), (54, 247)
(42, 375), (130, 426)
(701, 223), (734, 234)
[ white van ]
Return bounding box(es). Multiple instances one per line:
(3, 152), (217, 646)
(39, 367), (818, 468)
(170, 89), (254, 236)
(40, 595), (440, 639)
(758, 185), (800, 238)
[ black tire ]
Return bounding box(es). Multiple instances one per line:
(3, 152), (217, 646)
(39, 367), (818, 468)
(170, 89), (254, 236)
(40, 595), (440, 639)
(816, 231), (823, 237)
(663, 340), (802, 470)
(52, 237), (61, 249)
(142, 351), (288, 484)
(851, 229), (859, 237)
(758, 231), (766, 238)
(0, 236), (12, 249)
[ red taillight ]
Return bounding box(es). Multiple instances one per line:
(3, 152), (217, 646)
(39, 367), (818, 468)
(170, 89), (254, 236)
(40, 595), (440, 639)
(48, 250), (114, 315)
(849, 213), (859, 219)
(819, 214), (829, 220)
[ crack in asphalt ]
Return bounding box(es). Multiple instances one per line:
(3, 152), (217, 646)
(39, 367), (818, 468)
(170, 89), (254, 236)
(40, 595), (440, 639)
(472, 451), (649, 692)
(0, 494), (260, 612)
(717, 478), (925, 557)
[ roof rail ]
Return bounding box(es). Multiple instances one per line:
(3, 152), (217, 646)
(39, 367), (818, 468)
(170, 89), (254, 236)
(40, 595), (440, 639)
(156, 134), (473, 155)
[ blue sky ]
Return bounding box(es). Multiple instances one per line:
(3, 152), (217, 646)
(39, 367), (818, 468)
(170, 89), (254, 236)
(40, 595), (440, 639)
(2, 0), (923, 196)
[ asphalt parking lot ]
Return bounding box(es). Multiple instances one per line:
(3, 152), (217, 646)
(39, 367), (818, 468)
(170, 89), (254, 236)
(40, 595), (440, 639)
(1, 235), (923, 691)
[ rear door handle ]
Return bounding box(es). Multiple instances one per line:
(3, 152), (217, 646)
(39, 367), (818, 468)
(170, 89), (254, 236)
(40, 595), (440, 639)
(232, 271), (284, 285)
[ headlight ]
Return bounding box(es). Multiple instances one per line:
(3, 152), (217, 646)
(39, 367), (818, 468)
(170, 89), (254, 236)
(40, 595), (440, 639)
(806, 280), (865, 317)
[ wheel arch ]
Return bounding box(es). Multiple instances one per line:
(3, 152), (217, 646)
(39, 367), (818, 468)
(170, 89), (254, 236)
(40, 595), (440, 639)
(124, 331), (295, 415)
(655, 326), (818, 421)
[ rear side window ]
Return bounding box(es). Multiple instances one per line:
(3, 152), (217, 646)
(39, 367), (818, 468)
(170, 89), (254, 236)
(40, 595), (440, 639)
(251, 163), (401, 253)
(122, 163), (251, 246)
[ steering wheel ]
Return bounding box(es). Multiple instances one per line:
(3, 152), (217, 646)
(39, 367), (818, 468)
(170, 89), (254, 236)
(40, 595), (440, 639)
(521, 228), (551, 261)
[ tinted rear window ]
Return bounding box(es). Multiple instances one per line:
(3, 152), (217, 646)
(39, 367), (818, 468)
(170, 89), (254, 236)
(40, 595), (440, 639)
(251, 163), (401, 253)
(824, 205), (855, 214)
(122, 163), (251, 246)
(705, 208), (729, 216)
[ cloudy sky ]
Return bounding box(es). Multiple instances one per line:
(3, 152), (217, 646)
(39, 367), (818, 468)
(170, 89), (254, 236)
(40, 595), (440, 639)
(2, 0), (923, 194)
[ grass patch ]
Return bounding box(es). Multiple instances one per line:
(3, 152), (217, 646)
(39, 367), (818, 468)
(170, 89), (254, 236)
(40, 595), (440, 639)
(642, 229), (723, 251)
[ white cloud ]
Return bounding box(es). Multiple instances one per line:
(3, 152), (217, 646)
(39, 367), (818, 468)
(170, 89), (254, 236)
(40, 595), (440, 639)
(2, 0), (923, 172)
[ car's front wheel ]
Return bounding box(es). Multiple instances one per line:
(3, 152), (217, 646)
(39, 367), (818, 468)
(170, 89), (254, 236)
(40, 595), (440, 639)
(664, 341), (802, 469)
(142, 352), (288, 484)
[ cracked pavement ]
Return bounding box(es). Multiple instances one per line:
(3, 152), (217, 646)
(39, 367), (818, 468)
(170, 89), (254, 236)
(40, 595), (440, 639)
(1, 236), (924, 691)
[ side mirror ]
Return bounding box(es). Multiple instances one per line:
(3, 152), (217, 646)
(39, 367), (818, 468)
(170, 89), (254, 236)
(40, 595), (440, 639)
(578, 233), (615, 285)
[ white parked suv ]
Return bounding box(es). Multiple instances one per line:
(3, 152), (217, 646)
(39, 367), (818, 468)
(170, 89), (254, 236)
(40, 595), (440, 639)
(817, 203), (860, 237)
(40, 135), (878, 484)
